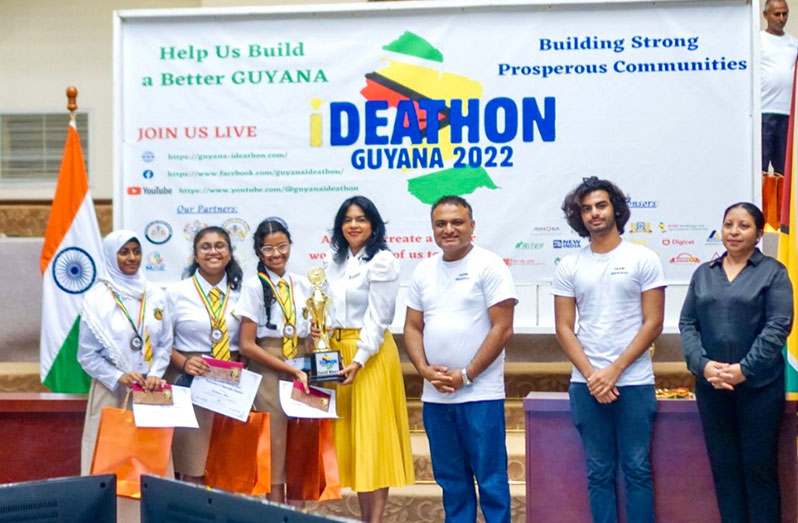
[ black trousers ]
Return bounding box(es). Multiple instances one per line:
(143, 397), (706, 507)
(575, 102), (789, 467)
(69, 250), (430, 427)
(762, 113), (790, 175)
(695, 376), (784, 523)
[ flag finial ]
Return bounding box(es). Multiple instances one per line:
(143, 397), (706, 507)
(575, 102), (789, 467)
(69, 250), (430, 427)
(66, 86), (78, 124)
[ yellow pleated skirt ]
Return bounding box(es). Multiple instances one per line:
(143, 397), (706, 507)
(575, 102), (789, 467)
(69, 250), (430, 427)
(330, 329), (415, 492)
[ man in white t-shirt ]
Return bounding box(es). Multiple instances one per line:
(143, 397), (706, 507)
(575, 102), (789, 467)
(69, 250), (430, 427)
(552, 177), (666, 523)
(761, 0), (798, 175)
(404, 195), (517, 523)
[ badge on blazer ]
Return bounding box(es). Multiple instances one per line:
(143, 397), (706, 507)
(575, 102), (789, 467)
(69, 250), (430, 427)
(153, 308), (163, 320)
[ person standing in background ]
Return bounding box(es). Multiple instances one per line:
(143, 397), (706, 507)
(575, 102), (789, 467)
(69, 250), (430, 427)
(761, 0), (798, 176)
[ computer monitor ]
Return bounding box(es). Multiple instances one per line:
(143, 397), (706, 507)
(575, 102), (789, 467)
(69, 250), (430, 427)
(0, 474), (116, 523)
(140, 475), (351, 522)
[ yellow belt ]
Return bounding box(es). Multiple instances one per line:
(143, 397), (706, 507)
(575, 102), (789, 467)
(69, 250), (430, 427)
(332, 328), (360, 341)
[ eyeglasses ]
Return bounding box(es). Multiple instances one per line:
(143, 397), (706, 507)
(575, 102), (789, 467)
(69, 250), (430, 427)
(260, 243), (290, 255)
(197, 242), (229, 253)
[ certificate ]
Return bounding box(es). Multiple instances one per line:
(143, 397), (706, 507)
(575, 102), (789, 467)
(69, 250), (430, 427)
(278, 380), (338, 419)
(190, 368), (262, 422)
(132, 385), (198, 428)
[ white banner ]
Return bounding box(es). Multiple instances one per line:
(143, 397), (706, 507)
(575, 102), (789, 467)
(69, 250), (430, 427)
(116, 0), (755, 289)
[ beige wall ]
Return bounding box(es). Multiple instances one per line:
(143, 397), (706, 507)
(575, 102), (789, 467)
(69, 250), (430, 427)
(0, 0), (363, 202)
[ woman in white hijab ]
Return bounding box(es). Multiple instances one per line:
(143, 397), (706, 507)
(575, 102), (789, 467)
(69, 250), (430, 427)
(77, 230), (173, 475)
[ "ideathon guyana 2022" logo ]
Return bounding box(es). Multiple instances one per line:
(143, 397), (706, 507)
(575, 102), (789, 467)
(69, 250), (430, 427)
(310, 31), (556, 204)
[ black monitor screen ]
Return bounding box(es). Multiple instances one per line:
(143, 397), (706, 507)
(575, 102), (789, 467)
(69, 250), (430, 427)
(140, 475), (352, 523)
(0, 474), (116, 523)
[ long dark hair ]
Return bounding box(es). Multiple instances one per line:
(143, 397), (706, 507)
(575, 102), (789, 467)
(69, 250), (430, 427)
(330, 195), (389, 264)
(561, 176), (631, 238)
(253, 218), (292, 330)
(183, 226), (243, 290)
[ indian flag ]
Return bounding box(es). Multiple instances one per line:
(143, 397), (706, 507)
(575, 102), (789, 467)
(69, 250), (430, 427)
(39, 122), (104, 393)
(778, 61), (798, 400)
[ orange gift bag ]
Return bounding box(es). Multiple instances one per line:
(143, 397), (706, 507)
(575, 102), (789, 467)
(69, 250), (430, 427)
(763, 175), (784, 231)
(204, 412), (271, 495)
(285, 418), (341, 501)
(91, 400), (174, 499)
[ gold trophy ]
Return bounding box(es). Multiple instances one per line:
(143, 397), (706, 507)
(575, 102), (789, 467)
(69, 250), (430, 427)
(304, 267), (343, 382)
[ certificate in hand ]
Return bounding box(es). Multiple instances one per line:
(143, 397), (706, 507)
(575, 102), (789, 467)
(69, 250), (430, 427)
(278, 380), (338, 419)
(190, 368), (262, 422)
(201, 355), (243, 384)
(132, 385), (198, 428)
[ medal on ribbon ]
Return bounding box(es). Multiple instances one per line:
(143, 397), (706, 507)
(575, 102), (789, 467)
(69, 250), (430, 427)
(107, 285), (147, 353)
(192, 275), (231, 356)
(257, 271), (298, 358)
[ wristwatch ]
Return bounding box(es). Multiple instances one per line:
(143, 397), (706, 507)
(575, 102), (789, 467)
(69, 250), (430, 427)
(461, 368), (473, 387)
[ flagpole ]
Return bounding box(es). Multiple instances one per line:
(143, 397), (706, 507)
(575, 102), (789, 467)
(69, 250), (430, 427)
(66, 86), (77, 126)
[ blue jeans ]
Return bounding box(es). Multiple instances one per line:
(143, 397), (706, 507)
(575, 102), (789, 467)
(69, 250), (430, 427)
(423, 400), (511, 523)
(569, 383), (657, 523)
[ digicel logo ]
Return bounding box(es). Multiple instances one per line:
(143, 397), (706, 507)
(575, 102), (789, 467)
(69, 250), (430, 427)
(127, 186), (142, 195)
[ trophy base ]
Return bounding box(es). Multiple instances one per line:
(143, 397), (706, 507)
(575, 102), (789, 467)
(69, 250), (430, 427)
(309, 374), (345, 383)
(306, 351), (345, 383)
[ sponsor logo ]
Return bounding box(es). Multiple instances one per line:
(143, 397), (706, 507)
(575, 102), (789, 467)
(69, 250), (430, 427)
(514, 241), (544, 250)
(711, 251), (722, 261)
(629, 238), (647, 246)
(530, 225), (561, 235)
(145, 252), (166, 272)
(144, 220), (173, 245)
(706, 230), (722, 244)
(127, 186), (142, 195)
(627, 199), (658, 209)
(661, 238), (695, 246)
(670, 252), (700, 264)
(629, 221), (652, 234)
(177, 204), (239, 215)
(183, 220), (209, 241)
(503, 258), (544, 267)
(142, 151), (155, 163)
(142, 169), (154, 179)
(553, 239), (581, 249)
(658, 222), (667, 233)
(554, 257), (562, 265)
(665, 223), (708, 232)
(223, 218), (250, 241)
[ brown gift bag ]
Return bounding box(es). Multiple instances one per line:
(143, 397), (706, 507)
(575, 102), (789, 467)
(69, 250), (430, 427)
(285, 418), (341, 501)
(204, 412), (271, 495)
(763, 175), (784, 231)
(90, 395), (174, 499)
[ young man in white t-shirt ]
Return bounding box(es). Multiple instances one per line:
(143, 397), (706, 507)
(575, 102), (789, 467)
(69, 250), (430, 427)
(761, 0), (798, 175)
(552, 177), (666, 523)
(404, 196), (517, 523)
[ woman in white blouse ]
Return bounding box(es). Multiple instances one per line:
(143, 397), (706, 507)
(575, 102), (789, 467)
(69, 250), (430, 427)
(235, 217), (311, 503)
(324, 196), (414, 522)
(78, 230), (172, 475)
(165, 226), (243, 484)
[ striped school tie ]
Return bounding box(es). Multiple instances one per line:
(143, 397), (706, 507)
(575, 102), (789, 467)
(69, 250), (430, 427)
(208, 287), (231, 361)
